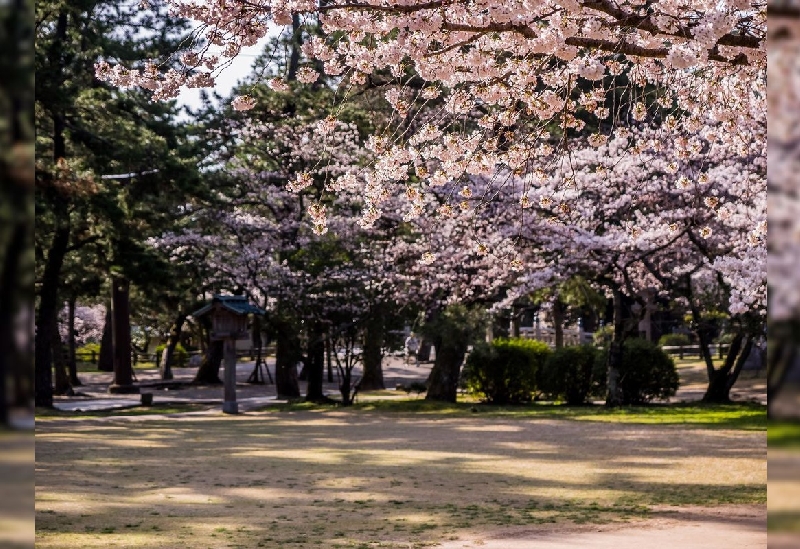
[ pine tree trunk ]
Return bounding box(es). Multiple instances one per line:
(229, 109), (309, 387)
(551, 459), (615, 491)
(97, 306), (114, 371)
(52, 307), (71, 395)
(35, 225), (70, 408)
(109, 277), (137, 393)
(360, 307), (385, 391)
(0, 222), (27, 421)
(35, 10), (71, 408)
(67, 296), (81, 386)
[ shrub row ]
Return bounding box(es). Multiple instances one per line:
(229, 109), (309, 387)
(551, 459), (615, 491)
(463, 338), (678, 405)
(462, 338), (550, 405)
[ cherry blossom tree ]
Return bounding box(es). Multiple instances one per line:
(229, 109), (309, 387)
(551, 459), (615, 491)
(105, 1), (766, 405)
(96, 1), (765, 232)
(492, 120), (765, 403)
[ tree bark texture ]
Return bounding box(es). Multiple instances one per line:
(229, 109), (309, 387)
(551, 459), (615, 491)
(274, 318), (301, 397)
(34, 225), (70, 408)
(553, 297), (565, 349)
(0, 222), (27, 421)
(194, 339), (224, 384)
(66, 296), (81, 386)
(360, 307), (385, 391)
(51, 308), (71, 395)
(305, 322), (326, 402)
(97, 305), (114, 371)
(703, 333), (751, 403)
(34, 10), (70, 408)
(605, 288), (625, 407)
(109, 277), (137, 393)
(425, 337), (467, 403)
(160, 314), (186, 380)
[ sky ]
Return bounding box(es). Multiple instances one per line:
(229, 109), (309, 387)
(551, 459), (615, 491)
(175, 38), (269, 115)
(175, 32), (277, 116)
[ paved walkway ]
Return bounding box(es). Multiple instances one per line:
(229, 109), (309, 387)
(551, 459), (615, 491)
(51, 354), (767, 413)
(52, 355), (433, 413)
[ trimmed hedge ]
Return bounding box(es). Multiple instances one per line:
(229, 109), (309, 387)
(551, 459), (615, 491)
(594, 338), (679, 404)
(463, 338), (551, 404)
(657, 333), (691, 347)
(539, 345), (601, 404)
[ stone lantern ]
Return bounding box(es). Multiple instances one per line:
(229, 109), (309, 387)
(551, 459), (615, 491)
(193, 295), (265, 414)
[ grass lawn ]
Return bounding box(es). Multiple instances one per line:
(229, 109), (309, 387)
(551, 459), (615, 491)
(36, 401), (766, 549)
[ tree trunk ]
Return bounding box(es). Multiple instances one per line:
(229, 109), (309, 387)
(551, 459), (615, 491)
(510, 310), (520, 338)
(50, 302), (71, 396)
(160, 314), (186, 380)
(35, 225), (70, 408)
(326, 336), (334, 383)
(97, 305), (114, 371)
(553, 297), (565, 349)
(274, 318), (301, 398)
(305, 322), (326, 402)
(425, 336), (467, 403)
(109, 277), (137, 393)
(35, 9), (70, 408)
(605, 288), (625, 407)
(0, 222), (27, 422)
(703, 333), (751, 403)
(66, 296), (81, 386)
(194, 339), (224, 384)
(768, 326), (797, 417)
(287, 13), (302, 81)
(360, 307), (385, 391)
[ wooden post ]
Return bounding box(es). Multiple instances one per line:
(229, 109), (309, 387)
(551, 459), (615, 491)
(222, 338), (238, 414)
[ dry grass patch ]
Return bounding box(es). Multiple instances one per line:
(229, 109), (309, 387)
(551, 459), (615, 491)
(36, 410), (765, 548)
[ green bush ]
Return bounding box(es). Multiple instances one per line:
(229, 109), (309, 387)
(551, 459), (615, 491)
(594, 338), (679, 404)
(463, 338), (551, 404)
(155, 342), (188, 367)
(658, 333), (691, 347)
(539, 345), (600, 404)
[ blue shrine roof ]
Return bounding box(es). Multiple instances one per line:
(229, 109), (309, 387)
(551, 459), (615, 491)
(192, 295), (265, 317)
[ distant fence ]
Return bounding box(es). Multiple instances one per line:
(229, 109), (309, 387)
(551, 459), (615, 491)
(661, 344), (729, 360)
(518, 326), (594, 347)
(72, 346), (275, 367)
